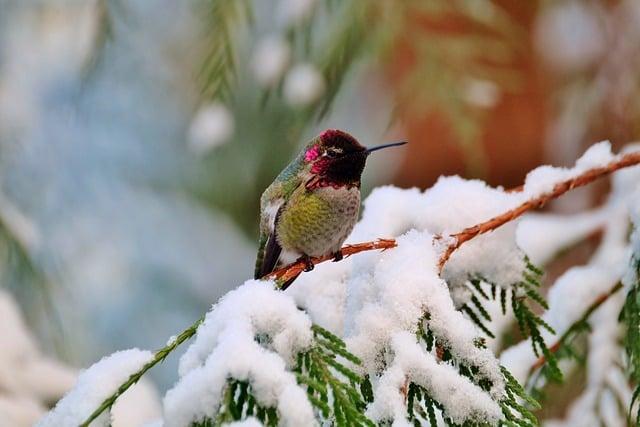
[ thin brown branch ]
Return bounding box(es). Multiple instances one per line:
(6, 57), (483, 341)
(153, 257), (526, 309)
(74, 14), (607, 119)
(267, 239), (397, 283)
(265, 151), (640, 285)
(437, 151), (640, 269)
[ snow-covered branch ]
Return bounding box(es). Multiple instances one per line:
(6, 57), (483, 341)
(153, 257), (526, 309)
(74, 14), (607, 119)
(40, 141), (640, 427)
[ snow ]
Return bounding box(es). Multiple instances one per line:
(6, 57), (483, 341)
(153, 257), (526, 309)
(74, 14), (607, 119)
(346, 232), (504, 398)
(0, 289), (76, 426)
(37, 349), (154, 427)
(522, 141), (614, 197)
(502, 143), (636, 383)
(516, 210), (606, 265)
(501, 260), (624, 383)
(283, 63), (325, 107)
(544, 291), (629, 427)
(346, 179), (526, 292)
(110, 381), (162, 427)
(188, 103), (235, 154)
(163, 281), (314, 427)
(226, 418), (264, 427)
(366, 332), (502, 425)
(252, 36), (291, 87)
(0, 288), (161, 427)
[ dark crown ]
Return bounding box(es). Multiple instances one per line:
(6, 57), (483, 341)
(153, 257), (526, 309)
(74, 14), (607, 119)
(319, 129), (365, 153)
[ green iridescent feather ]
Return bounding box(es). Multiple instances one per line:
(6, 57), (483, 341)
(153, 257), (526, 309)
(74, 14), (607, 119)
(254, 137), (319, 278)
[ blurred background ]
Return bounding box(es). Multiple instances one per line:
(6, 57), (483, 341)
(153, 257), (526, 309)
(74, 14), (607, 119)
(1, 0), (640, 424)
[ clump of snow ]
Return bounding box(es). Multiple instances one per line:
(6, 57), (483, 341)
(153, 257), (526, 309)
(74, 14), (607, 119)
(0, 288), (160, 427)
(110, 381), (162, 427)
(545, 292), (629, 427)
(163, 281), (314, 427)
(366, 332), (502, 425)
(283, 63), (325, 107)
(345, 232), (504, 400)
(252, 36), (290, 88)
(188, 103), (235, 154)
(226, 418), (264, 427)
(502, 200), (631, 383)
(516, 210), (607, 266)
(287, 259), (351, 334)
(37, 349), (154, 427)
(503, 142), (639, 391)
(522, 141), (614, 197)
(348, 179), (527, 295)
(0, 290), (76, 426)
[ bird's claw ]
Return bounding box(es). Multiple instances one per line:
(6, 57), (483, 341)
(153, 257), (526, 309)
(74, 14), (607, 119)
(299, 255), (315, 272)
(332, 250), (343, 262)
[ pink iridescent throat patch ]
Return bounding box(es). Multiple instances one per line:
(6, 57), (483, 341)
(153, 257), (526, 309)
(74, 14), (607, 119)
(304, 145), (320, 162)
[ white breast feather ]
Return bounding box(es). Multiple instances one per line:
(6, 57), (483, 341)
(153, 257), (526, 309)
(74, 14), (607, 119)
(264, 199), (283, 233)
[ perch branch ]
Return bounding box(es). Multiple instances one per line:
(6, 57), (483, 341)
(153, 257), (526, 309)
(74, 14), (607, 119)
(267, 239), (397, 284)
(266, 151), (640, 284)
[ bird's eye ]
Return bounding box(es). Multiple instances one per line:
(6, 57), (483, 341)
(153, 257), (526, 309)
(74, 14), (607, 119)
(326, 149), (340, 158)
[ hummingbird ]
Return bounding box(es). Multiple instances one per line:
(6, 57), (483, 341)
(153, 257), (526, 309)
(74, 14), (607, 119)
(254, 129), (407, 289)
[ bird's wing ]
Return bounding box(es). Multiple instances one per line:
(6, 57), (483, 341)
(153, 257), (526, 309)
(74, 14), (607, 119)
(254, 177), (302, 279)
(254, 202), (284, 278)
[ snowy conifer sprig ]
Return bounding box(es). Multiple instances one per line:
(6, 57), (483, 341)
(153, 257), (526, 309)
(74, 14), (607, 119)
(294, 325), (374, 426)
(192, 323), (375, 427)
(200, 379), (279, 426)
(40, 142), (640, 426)
(527, 281), (623, 396)
(459, 258), (559, 383)
(414, 315), (539, 427)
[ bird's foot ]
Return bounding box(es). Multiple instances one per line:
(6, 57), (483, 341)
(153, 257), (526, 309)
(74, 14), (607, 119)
(332, 250), (343, 262)
(298, 255), (315, 272)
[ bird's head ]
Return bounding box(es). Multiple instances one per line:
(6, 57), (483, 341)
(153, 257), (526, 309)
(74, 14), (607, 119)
(302, 129), (407, 185)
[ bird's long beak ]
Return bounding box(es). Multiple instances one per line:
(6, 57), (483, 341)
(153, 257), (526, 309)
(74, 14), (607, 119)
(365, 141), (408, 154)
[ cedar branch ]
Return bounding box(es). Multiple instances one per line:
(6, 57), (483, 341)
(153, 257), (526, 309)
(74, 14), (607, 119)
(528, 282), (623, 374)
(266, 151), (640, 285)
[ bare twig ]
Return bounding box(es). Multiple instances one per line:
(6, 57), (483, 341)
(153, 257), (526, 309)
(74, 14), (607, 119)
(266, 151), (640, 284)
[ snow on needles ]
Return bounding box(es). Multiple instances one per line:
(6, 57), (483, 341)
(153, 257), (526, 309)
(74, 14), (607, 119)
(163, 281), (315, 427)
(502, 143), (636, 384)
(37, 349), (153, 427)
(346, 231), (504, 424)
(368, 332), (502, 426)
